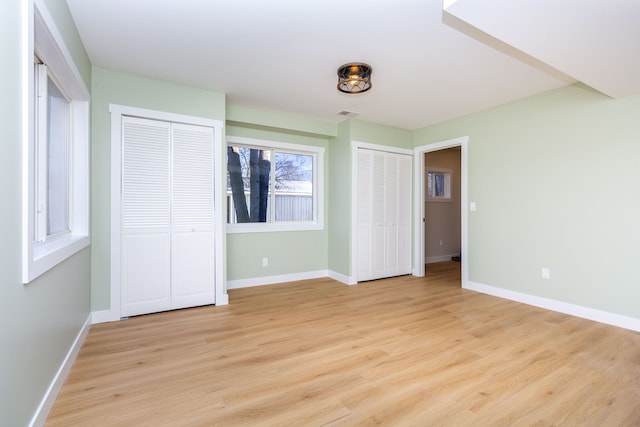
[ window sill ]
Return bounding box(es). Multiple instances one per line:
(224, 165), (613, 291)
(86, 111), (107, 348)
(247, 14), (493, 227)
(26, 234), (90, 283)
(227, 222), (323, 234)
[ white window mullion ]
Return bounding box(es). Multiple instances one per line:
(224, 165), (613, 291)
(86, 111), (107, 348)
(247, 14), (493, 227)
(269, 148), (276, 222)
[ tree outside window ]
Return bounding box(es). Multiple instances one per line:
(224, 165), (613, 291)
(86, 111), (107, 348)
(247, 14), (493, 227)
(227, 144), (315, 225)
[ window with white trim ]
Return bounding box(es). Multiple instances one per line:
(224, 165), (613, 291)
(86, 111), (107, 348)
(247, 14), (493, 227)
(226, 136), (324, 233)
(23, 3), (90, 283)
(426, 168), (452, 202)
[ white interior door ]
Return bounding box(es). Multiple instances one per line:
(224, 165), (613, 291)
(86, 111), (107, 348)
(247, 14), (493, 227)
(357, 148), (412, 282)
(121, 117), (171, 316)
(120, 117), (215, 317)
(171, 123), (215, 309)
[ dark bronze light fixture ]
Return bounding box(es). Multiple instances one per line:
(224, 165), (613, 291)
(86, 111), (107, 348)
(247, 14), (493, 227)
(337, 62), (372, 94)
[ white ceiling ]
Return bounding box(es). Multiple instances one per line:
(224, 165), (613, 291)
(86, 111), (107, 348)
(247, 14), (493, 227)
(65, 0), (638, 130)
(444, 0), (640, 99)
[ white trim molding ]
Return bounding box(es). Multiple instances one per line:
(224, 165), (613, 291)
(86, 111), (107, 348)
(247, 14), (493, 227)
(425, 254), (459, 264)
(227, 270), (329, 290)
(91, 310), (113, 324)
(464, 280), (640, 332)
(28, 314), (91, 427)
(328, 270), (351, 285)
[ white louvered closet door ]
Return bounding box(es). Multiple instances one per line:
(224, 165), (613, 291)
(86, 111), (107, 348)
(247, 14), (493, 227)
(121, 117), (172, 316)
(121, 117), (215, 317)
(357, 149), (373, 280)
(357, 148), (412, 282)
(171, 123), (215, 310)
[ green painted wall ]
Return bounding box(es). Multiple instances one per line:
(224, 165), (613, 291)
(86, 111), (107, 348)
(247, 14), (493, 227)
(414, 83), (640, 318)
(226, 117), (412, 282)
(90, 66), (226, 311)
(350, 119), (413, 149)
(327, 120), (353, 277)
(227, 104), (337, 138)
(325, 119), (413, 279)
(225, 124), (330, 281)
(0, 1), (91, 424)
(6, 4), (639, 423)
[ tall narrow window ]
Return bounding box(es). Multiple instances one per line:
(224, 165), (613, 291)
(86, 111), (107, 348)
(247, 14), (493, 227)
(23, 1), (90, 283)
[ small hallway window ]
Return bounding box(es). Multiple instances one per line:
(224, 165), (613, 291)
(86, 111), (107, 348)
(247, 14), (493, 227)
(426, 168), (452, 201)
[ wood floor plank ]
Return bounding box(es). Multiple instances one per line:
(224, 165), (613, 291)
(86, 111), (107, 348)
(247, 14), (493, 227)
(47, 262), (640, 426)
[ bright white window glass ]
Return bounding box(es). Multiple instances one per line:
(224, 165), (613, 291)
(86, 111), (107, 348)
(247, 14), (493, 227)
(46, 76), (70, 236)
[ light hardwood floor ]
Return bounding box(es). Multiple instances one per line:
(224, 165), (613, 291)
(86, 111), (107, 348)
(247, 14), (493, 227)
(47, 262), (640, 426)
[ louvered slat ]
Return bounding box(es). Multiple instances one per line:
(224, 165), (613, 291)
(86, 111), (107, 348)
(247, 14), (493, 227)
(122, 118), (171, 229)
(172, 124), (214, 227)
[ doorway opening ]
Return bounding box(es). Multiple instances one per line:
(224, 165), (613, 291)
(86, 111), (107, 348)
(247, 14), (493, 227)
(413, 137), (468, 286)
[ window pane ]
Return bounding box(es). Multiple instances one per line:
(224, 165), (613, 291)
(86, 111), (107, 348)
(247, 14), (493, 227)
(434, 174), (445, 197)
(47, 77), (70, 235)
(227, 146), (271, 223)
(274, 152), (313, 222)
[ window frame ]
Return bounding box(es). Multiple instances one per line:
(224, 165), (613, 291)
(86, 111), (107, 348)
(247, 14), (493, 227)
(426, 167), (452, 202)
(226, 136), (324, 233)
(22, 1), (90, 283)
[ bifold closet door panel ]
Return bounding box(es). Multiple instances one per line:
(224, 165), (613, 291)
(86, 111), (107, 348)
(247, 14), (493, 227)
(121, 116), (172, 317)
(171, 123), (215, 307)
(356, 149), (377, 281)
(121, 233), (171, 317)
(121, 117), (216, 316)
(171, 230), (214, 309)
(397, 153), (413, 275)
(356, 148), (412, 282)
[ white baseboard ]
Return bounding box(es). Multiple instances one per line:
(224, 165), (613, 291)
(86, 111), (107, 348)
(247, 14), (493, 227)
(328, 270), (351, 285)
(91, 309), (115, 324)
(425, 254), (458, 264)
(227, 270), (329, 289)
(464, 280), (640, 332)
(29, 313), (92, 427)
(216, 293), (229, 305)
(92, 293), (230, 324)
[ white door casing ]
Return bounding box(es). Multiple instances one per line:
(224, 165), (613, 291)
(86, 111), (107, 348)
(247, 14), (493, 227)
(413, 136), (469, 284)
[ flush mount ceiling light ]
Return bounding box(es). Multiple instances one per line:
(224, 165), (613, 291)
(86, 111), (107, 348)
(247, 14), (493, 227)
(337, 62), (372, 94)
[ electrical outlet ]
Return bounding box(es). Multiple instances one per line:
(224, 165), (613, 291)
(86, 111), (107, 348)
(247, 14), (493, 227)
(439, 240), (444, 246)
(262, 258), (269, 267)
(541, 267), (550, 279)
